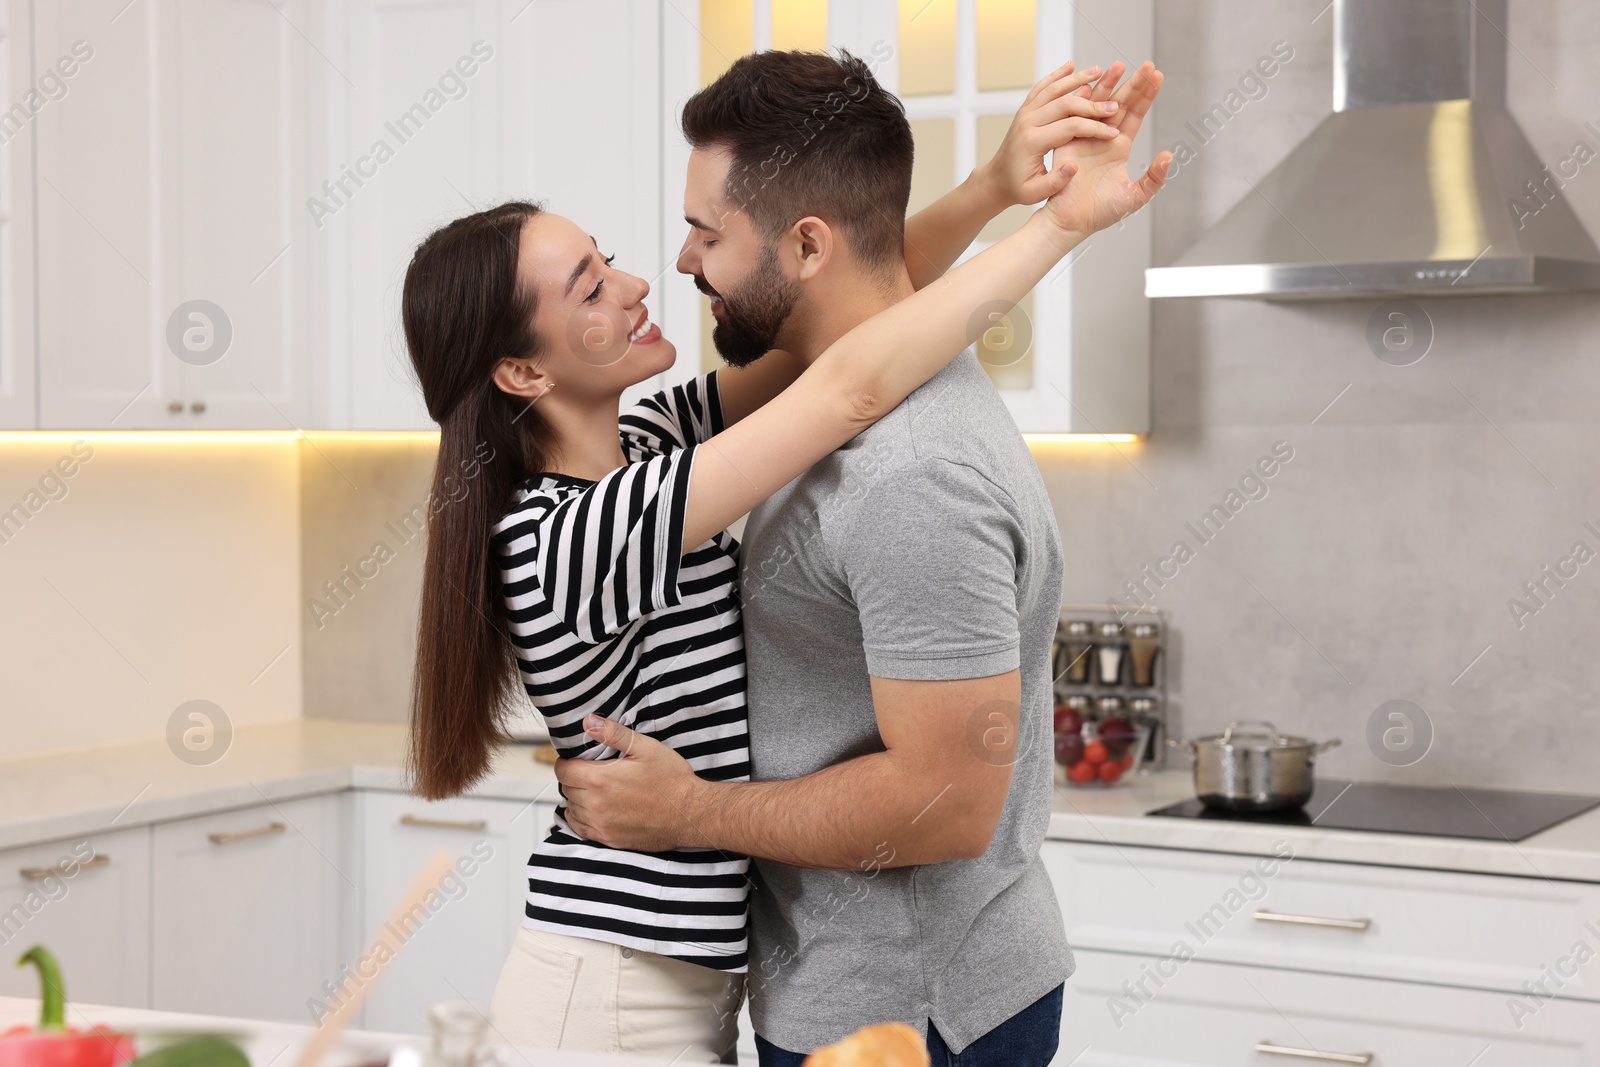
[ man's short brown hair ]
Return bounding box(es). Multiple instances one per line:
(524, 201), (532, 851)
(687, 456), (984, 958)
(681, 49), (914, 273)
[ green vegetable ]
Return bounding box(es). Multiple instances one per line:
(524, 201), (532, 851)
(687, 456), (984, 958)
(130, 1036), (249, 1067)
(16, 946), (65, 1031)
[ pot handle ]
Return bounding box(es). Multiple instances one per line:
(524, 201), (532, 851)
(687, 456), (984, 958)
(1315, 738), (1343, 753)
(1221, 720), (1280, 744)
(1165, 736), (1197, 750)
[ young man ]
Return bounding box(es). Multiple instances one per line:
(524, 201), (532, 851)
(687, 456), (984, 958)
(556, 49), (1167, 1065)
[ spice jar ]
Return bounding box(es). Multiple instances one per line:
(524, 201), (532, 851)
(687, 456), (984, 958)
(1095, 621), (1126, 686)
(1057, 620), (1094, 685)
(1128, 621), (1162, 687)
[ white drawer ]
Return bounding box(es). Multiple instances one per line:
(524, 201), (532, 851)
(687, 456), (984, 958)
(1045, 840), (1600, 1001)
(1059, 948), (1600, 1066)
(357, 791), (549, 1034)
(0, 827), (151, 1008)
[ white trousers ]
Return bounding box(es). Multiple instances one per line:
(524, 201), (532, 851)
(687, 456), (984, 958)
(488, 926), (745, 1064)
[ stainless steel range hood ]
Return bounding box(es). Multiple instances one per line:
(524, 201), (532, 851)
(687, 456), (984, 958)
(1145, 0), (1600, 300)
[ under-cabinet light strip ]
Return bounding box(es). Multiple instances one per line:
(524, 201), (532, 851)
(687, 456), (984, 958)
(0, 430), (1140, 445)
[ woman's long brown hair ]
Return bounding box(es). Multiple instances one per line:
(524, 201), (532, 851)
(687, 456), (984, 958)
(402, 201), (552, 799)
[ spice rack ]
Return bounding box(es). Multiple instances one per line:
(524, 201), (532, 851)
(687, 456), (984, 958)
(1053, 604), (1169, 769)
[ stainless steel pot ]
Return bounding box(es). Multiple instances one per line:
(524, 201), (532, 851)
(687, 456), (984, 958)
(1168, 720), (1341, 812)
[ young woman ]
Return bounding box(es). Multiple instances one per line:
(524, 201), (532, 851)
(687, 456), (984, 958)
(401, 58), (1165, 1064)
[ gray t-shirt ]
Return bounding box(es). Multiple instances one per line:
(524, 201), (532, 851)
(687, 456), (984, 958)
(738, 350), (1072, 1055)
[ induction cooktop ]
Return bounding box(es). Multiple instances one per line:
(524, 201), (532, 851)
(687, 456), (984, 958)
(1147, 779), (1600, 842)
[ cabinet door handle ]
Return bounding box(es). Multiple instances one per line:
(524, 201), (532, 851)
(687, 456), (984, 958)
(399, 815), (487, 832)
(168, 401), (184, 414)
(208, 822), (286, 845)
(20, 855), (110, 880)
(1256, 1041), (1373, 1064)
(1253, 909), (1371, 932)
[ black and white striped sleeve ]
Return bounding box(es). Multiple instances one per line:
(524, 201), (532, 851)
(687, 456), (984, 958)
(499, 451), (698, 643)
(617, 372), (724, 456)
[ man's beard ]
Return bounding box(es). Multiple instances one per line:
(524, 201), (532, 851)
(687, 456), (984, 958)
(699, 246), (800, 368)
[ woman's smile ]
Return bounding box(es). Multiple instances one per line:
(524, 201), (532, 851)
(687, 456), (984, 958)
(627, 312), (663, 345)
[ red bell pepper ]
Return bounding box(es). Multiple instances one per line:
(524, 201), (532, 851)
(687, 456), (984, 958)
(0, 947), (136, 1067)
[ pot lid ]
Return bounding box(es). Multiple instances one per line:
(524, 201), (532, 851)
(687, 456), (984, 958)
(1195, 720), (1321, 752)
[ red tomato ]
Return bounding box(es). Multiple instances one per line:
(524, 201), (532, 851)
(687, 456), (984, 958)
(1067, 760), (1097, 784)
(1082, 740), (1109, 765)
(1098, 760), (1124, 783)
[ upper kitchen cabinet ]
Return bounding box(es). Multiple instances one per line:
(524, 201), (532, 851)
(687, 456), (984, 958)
(316, 0), (663, 429)
(34, 0), (314, 429)
(664, 0), (1153, 434)
(0, 0), (37, 429)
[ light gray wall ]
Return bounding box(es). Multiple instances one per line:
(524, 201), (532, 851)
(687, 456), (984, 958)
(1041, 0), (1600, 790)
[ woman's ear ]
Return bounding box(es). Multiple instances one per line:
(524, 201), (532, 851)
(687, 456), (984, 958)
(789, 216), (834, 282)
(492, 356), (554, 402)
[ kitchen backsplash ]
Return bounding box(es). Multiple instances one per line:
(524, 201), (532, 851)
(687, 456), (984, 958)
(1043, 0), (1600, 790)
(0, 437), (303, 757)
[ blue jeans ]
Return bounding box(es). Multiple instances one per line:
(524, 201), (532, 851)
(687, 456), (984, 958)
(754, 984), (1063, 1067)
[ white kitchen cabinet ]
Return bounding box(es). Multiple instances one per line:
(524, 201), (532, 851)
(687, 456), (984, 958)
(1045, 839), (1600, 1002)
(355, 790), (554, 1034)
(315, 0), (503, 431)
(1059, 948), (1600, 1066)
(0, 827), (151, 1009)
(662, 0), (1153, 433)
(502, 0), (666, 416)
(316, 0), (663, 429)
(0, 0), (37, 428)
(150, 794), (345, 1023)
(34, 0), (313, 429)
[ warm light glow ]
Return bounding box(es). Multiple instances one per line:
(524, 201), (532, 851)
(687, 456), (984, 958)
(1024, 433), (1143, 445)
(907, 117), (957, 215)
(302, 431), (440, 443)
(771, 1), (828, 51)
(0, 430), (439, 445)
(898, 0), (957, 96)
(977, 0), (1037, 91)
(0, 430), (1132, 453)
(1428, 99), (1487, 261)
(700, 0), (753, 87)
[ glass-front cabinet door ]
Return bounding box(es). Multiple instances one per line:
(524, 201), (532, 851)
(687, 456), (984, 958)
(661, 0), (1154, 435)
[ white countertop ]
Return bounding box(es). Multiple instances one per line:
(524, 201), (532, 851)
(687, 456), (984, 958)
(0, 996), (673, 1066)
(0, 719), (561, 852)
(5, 719), (1600, 883)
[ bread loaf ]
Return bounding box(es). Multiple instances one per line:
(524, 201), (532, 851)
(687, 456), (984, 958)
(802, 1023), (929, 1067)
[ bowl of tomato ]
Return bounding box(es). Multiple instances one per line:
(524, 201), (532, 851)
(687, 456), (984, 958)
(1054, 717), (1149, 788)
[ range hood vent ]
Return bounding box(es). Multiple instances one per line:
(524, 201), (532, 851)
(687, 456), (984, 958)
(1146, 0), (1600, 300)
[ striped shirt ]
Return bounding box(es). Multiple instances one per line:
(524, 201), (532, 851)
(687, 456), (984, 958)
(492, 372), (750, 971)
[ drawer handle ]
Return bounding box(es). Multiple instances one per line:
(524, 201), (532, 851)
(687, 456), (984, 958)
(20, 855), (110, 880)
(1257, 1040), (1373, 1064)
(208, 822), (286, 845)
(399, 815), (487, 832)
(1254, 909), (1371, 932)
